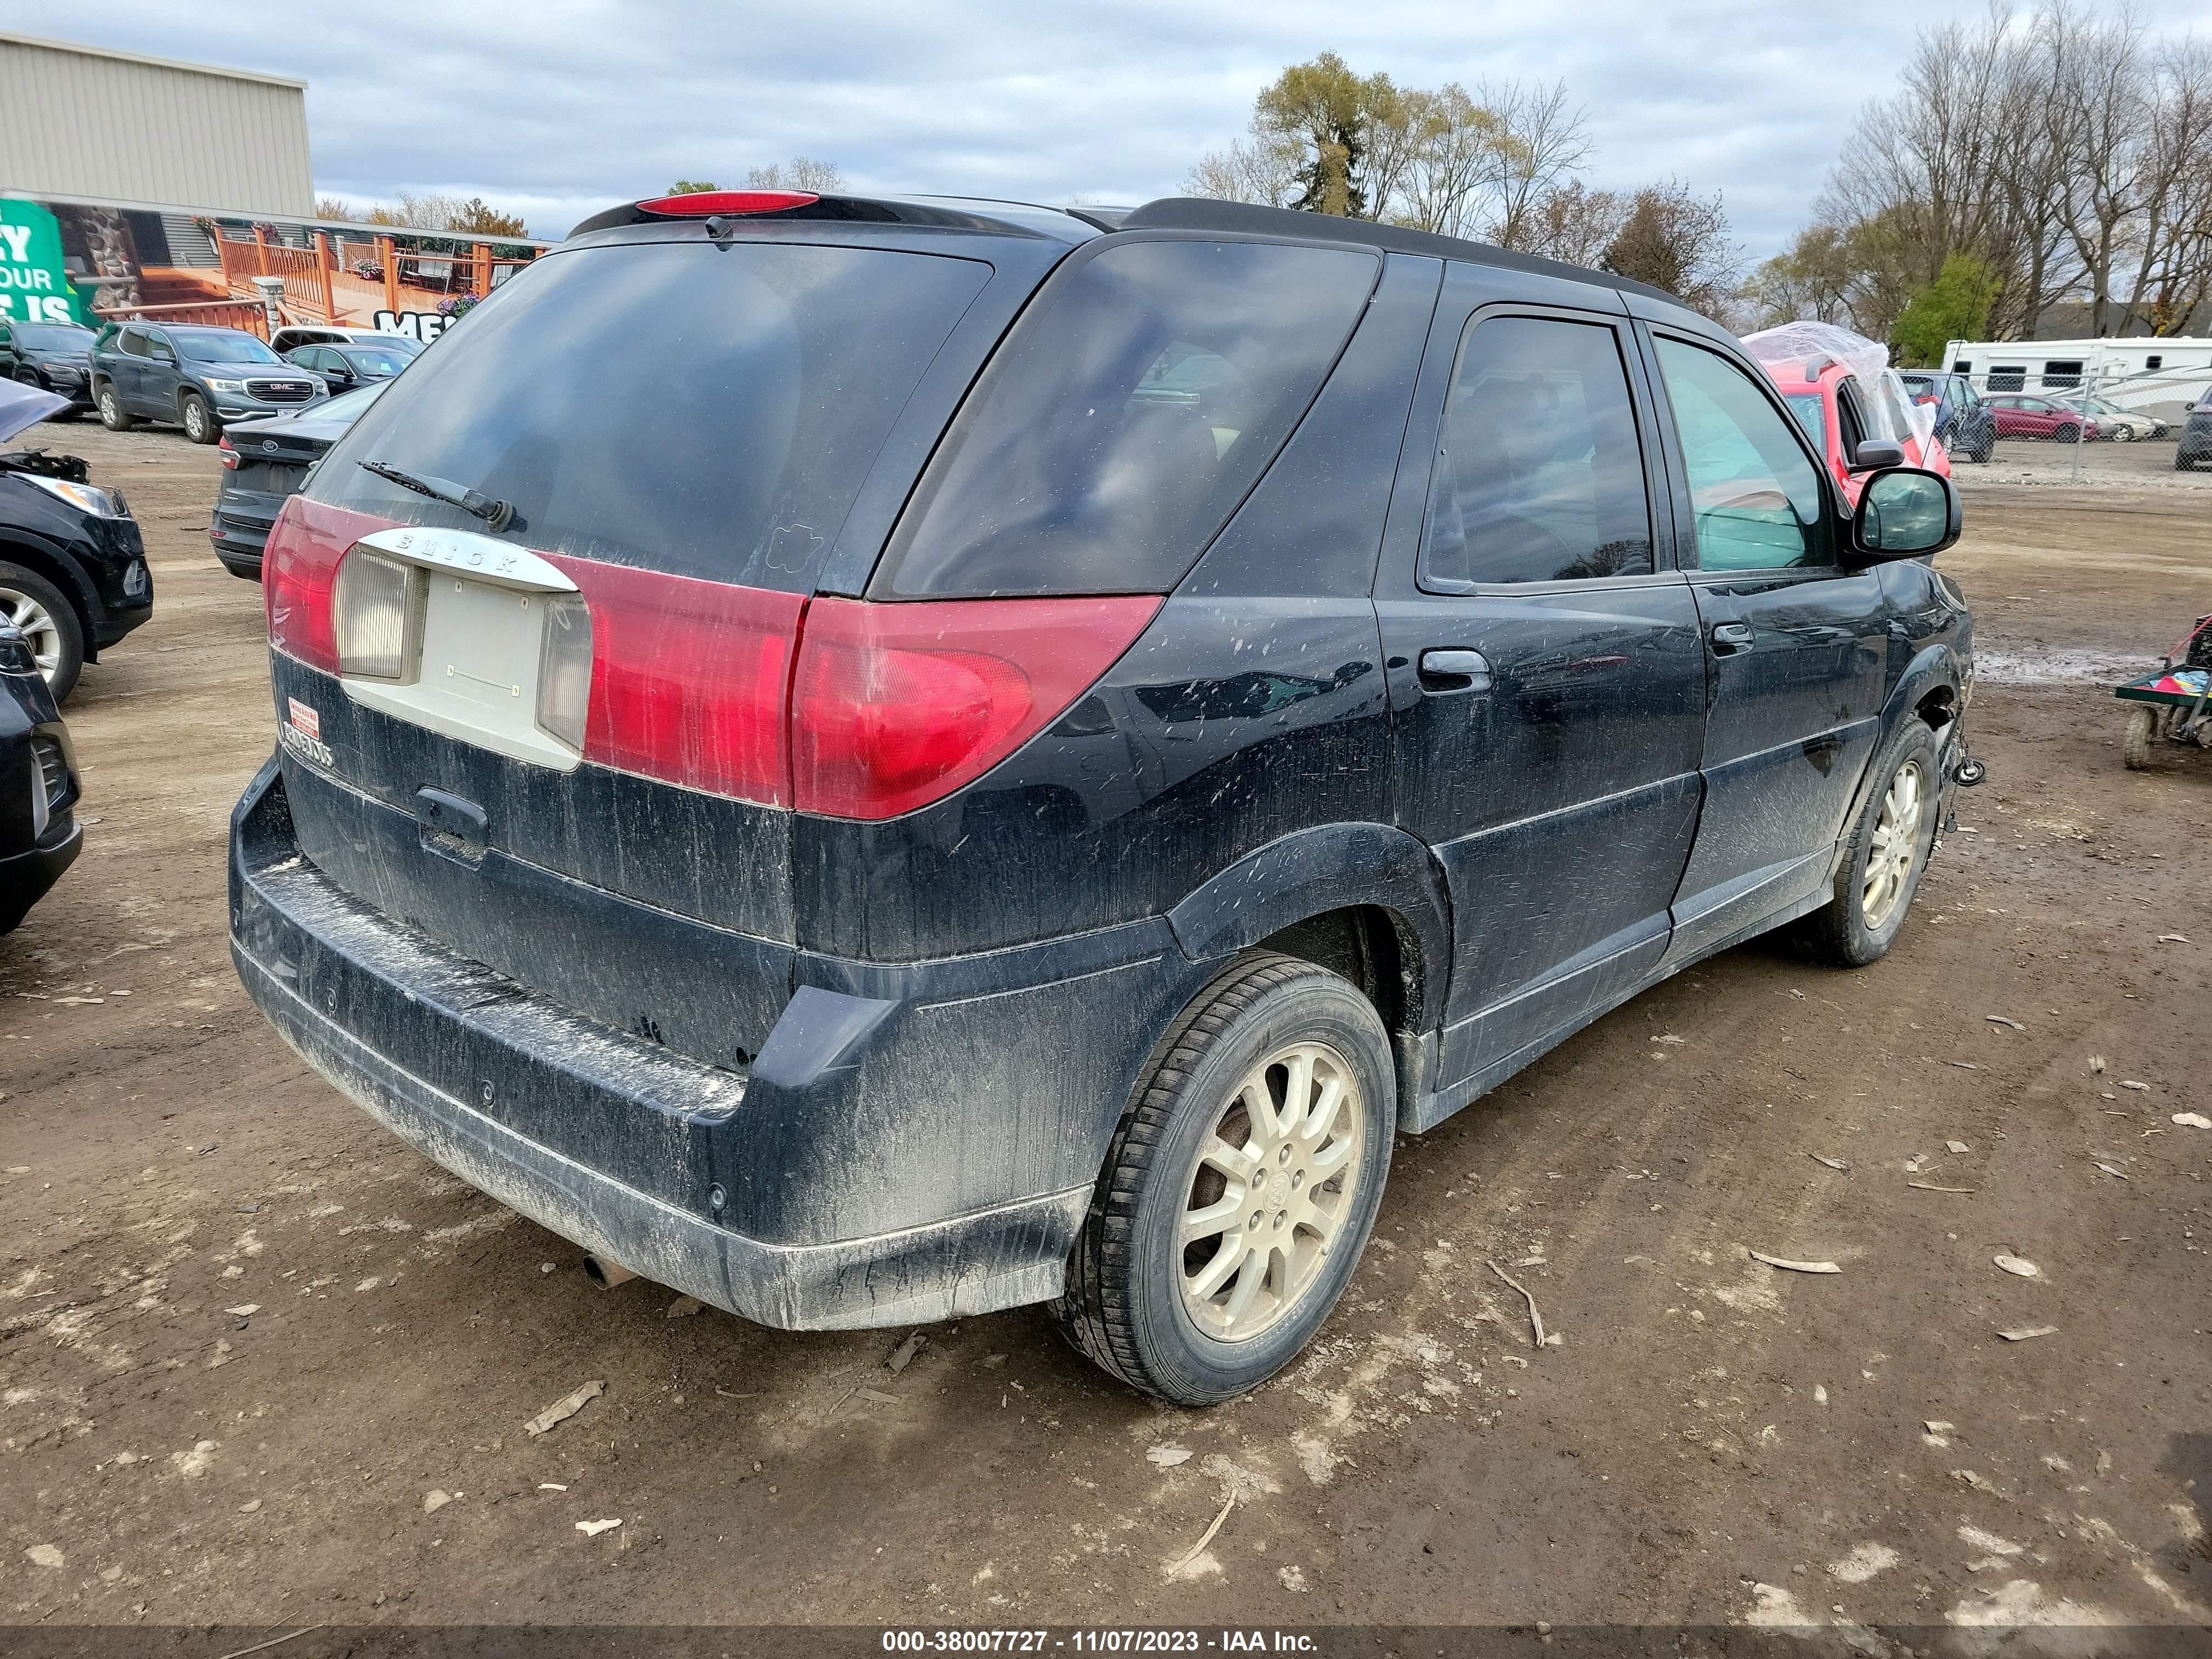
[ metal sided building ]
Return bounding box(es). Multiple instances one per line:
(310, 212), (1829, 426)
(2, 31), (545, 342)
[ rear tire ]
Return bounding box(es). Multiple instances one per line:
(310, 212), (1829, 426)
(1051, 952), (1395, 1405)
(2111, 425), (2135, 442)
(1792, 720), (1942, 968)
(0, 561), (84, 703)
(181, 392), (218, 445)
(2123, 706), (2156, 770)
(96, 384), (133, 432)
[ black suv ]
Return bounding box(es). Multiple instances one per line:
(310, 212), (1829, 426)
(0, 617), (81, 934)
(1, 381), (153, 701)
(1, 320), (99, 417)
(91, 324), (323, 444)
(230, 193), (1973, 1404)
(1899, 370), (1996, 463)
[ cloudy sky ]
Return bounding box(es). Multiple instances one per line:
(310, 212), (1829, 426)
(9, 1), (2206, 257)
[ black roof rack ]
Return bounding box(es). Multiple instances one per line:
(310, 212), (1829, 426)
(566, 193), (1090, 242)
(1115, 198), (1685, 308)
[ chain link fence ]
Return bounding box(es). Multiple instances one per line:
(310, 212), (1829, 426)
(1900, 363), (2212, 479)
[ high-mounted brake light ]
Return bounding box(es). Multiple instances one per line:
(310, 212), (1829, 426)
(791, 595), (1161, 821)
(636, 190), (819, 217)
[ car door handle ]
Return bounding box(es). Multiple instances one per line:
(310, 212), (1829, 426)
(1419, 648), (1492, 692)
(1709, 622), (1756, 656)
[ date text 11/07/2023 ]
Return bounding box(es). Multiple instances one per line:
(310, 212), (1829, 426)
(880, 1636), (1319, 1654)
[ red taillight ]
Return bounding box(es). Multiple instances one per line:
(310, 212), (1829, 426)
(791, 595), (1161, 821)
(263, 496), (373, 674)
(547, 558), (805, 807)
(635, 190), (818, 217)
(218, 435), (239, 470)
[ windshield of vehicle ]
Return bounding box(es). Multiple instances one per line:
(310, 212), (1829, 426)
(178, 332), (281, 364)
(1783, 392), (1829, 449)
(309, 240), (993, 591)
(339, 348), (412, 375)
(16, 324), (96, 351)
(349, 335), (422, 356)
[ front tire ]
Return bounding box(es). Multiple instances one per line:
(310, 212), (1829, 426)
(1793, 721), (1942, 967)
(96, 383), (133, 432)
(2111, 425), (2135, 442)
(1052, 953), (1395, 1405)
(2123, 706), (2157, 770)
(181, 392), (218, 445)
(0, 562), (85, 702)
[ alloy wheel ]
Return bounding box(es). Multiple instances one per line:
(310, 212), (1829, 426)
(0, 585), (64, 682)
(1179, 1041), (1364, 1342)
(1861, 758), (1925, 930)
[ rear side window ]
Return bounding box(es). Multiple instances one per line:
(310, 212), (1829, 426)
(1418, 315), (1654, 587)
(309, 242), (991, 590)
(873, 239), (1379, 598)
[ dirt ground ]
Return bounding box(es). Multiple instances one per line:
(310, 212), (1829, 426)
(3, 421), (2208, 1638)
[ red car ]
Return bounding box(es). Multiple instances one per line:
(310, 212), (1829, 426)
(1984, 393), (2101, 444)
(1762, 355), (1949, 507)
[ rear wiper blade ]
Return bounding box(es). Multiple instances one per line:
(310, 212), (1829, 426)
(357, 459), (515, 532)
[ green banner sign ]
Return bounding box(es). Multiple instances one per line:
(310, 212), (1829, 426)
(0, 199), (88, 326)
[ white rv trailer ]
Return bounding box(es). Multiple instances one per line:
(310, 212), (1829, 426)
(1940, 336), (2212, 422)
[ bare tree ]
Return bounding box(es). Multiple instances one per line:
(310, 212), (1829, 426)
(1184, 123), (1304, 207)
(1514, 179), (1627, 268)
(1390, 84), (1505, 236)
(1472, 79), (1594, 250)
(1601, 182), (1741, 316)
(746, 158), (844, 193)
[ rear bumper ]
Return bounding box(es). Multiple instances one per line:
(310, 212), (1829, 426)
(229, 758), (1199, 1329)
(0, 816), (81, 932)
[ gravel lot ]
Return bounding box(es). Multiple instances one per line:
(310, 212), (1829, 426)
(3, 419), (2208, 1635)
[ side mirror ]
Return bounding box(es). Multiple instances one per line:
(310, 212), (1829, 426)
(1848, 438), (1906, 473)
(1851, 466), (1959, 562)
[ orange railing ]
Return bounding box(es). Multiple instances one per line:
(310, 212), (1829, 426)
(93, 298), (271, 338)
(210, 228), (537, 326)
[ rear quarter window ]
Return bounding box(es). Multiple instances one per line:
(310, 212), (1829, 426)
(872, 238), (1380, 598)
(307, 241), (993, 591)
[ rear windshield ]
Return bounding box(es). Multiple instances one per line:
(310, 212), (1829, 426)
(873, 238), (1379, 598)
(16, 324), (95, 350)
(307, 241), (992, 589)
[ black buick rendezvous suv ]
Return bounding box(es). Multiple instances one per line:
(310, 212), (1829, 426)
(230, 190), (1974, 1403)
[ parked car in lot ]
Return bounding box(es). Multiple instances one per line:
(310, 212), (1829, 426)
(1899, 370), (1997, 462)
(1767, 354), (1950, 505)
(1985, 392), (2101, 444)
(282, 341), (416, 395)
(0, 616), (81, 934)
(232, 190), (1973, 1404)
(2179, 402), (2212, 471)
(0, 381), (152, 701)
(91, 324), (324, 444)
(2077, 397), (2168, 442)
(211, 382), (386, 578)
(269, 326), (425, 359)
(0, 320), (99, 417)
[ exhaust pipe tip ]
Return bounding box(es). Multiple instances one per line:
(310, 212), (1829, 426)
(581, 1255), (639, 1289)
